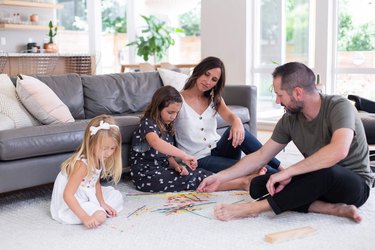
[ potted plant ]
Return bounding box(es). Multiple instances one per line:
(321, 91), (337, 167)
(127, 15), (184, 63)
(43, 20), (58, 53)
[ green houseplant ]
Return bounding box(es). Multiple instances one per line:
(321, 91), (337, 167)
(127, 15), (184, 63)
(43, 20), (58, 53)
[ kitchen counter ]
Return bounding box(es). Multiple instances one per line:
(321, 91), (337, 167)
(0, 53), (96, 76)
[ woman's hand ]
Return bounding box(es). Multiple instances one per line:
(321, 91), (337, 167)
(228, 118), (245, 148)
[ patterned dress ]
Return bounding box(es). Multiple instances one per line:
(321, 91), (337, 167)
(50, 156), (123, 225)
(130, 117), (213, 192)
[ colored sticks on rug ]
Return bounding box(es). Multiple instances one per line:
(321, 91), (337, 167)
(127, 205), (147, 218)
(151, 193), (216, 219)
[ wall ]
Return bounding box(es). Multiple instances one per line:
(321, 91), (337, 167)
(201, 0), (249, 85)
(0, 6), (56, 53)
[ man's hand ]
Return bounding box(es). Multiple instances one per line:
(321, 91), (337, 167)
(266, 170), (292, 196)
(197, 174), (221, 192)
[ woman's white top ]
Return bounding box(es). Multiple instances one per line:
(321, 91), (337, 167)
(175, 97), (220, 160)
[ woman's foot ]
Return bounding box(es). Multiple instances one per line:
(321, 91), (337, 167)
(241, 166), (268, 191)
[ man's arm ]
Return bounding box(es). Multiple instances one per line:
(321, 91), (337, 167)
(266, 128), (354, 195)
(284, 128), (352, 176)
(197, 139), (285, 192)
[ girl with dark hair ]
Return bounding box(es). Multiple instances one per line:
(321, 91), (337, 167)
(130, 85), (252, 192)
(175, 56), (281, 173)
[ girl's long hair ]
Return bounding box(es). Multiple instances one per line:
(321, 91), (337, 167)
(183, 56), (226, 111)
(142, 85), (182, 135)
(61, 114), (122, 183)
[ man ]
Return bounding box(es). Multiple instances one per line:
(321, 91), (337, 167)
(197, 62), (374, 223)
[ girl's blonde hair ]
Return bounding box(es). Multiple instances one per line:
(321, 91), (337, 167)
(61, 114), (122, 183)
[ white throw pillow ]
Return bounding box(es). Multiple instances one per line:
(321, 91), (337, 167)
(16, 75), (74, 125)
(0, 74), (40, 130)
(158, 68), (189, 91)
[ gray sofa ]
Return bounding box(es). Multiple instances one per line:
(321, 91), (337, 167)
(0, 71), (257, 194)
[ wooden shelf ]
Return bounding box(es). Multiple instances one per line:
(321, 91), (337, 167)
(0, 0), (63, 9)
(0, 23), (64, 30)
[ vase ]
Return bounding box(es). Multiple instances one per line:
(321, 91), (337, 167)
(43, 43), (58, 53)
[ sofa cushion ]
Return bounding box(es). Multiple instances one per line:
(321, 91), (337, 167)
(36, 74), (85, 119)
(0, 116), (140, 161)
(216, 105), (250, 129)
(81, 72), (163, 119)
(158, 68), (188, 91)
(0, 74), (40, 130)
(16, 75), (75, 125)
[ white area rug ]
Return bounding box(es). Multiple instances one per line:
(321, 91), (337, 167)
(1, 133), (374, 250)
(0, 178), (374, 250)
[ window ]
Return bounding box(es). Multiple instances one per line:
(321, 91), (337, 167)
(334, 0), (375, 100)
(255, 0), (313, 123)
(57, 0), (89, 54)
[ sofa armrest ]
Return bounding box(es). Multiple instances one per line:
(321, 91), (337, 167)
(222, 85), (257, 136)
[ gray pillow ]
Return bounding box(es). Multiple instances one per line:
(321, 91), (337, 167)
(81, 72), (163, 118)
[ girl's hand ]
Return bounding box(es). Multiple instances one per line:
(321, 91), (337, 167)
(182, 155), (197, 171)
(228, 119), (245, 148)
(101, 203), (118, 217)
(175, 165), (189, 176)
(82, 215), (101, 229)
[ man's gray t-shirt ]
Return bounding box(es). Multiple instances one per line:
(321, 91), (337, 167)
(271, 94), (374, 188)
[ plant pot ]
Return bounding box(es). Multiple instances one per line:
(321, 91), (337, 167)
(30, 14), (39, 24)
(43, 43), (58, 53)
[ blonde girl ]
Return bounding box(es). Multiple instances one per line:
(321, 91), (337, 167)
(51, 115), (123, 229)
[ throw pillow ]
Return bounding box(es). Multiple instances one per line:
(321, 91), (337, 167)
(158, 68), (189, 91)
(16, 75), (75, 125)
(0, 74), (40, 130)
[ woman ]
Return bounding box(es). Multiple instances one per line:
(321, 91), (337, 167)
(175, 56), (281, 173)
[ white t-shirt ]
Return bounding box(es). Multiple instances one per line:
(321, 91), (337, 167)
(175, 98), (221, 160)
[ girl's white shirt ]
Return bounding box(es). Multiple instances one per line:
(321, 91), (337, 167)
(174, 96), (220, 160)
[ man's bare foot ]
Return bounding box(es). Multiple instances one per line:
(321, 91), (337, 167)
(214, 199), (271, 221)
(214, 203), (258, 221)
(309, 200), (362, 223)
(333, 204), (362, 223)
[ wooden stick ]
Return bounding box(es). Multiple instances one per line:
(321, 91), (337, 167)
(264, 226), (318, 243)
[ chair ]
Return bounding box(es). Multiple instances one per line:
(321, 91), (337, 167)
(348, 94), (375, 171)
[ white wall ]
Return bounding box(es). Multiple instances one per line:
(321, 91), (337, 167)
(201, 0), (249, 85)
